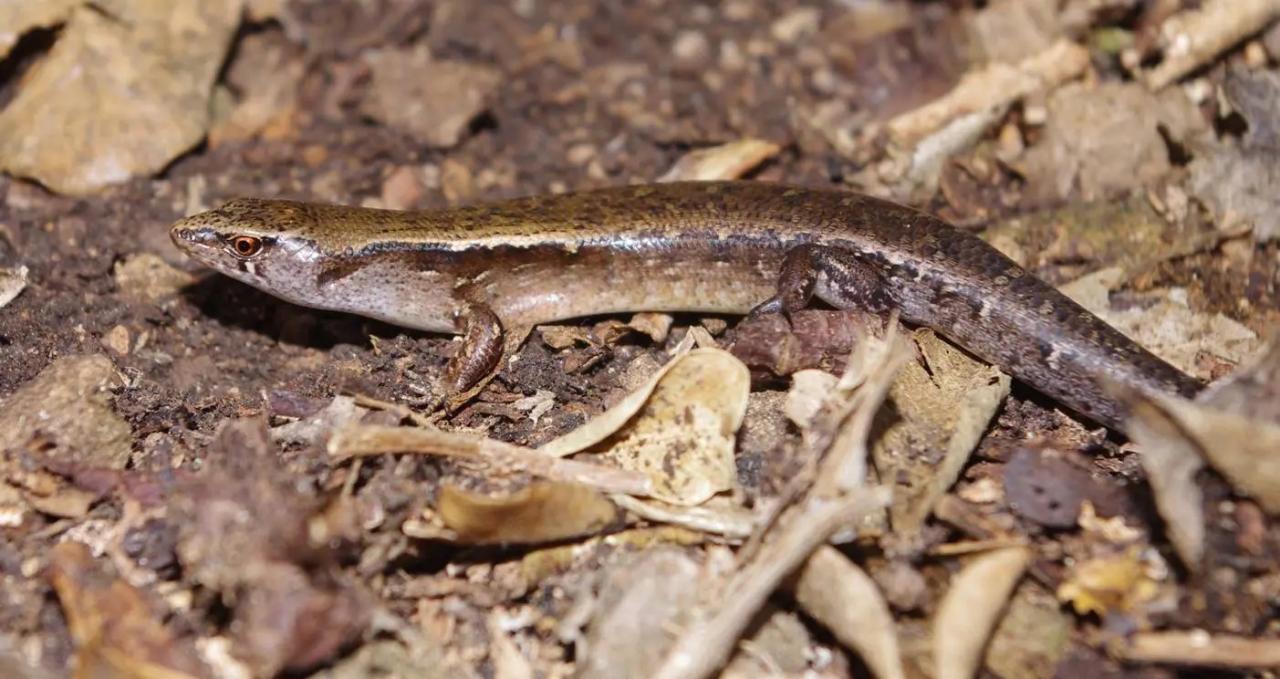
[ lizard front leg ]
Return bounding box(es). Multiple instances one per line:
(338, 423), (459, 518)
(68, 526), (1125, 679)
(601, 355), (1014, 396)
(438, 303), (532, 412)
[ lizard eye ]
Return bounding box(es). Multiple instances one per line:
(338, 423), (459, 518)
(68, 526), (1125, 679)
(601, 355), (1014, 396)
(229, 236), (263, 258)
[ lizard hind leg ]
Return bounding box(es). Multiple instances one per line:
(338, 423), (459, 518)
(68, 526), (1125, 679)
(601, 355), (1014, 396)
(747, 244), (819, 317)
(749, 244), (892, 317)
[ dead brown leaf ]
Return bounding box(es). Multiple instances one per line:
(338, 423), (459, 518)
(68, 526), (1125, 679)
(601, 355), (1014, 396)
(539, 348), (750, 506)
(792, 546), (905, 679)
(1126, 395), (1207, 569)
(1061, 267), (1258, 374)
(577, 548), (703, 679)
(983, 581), (1071, 679)
(932, 546), (1030, 679)
(1188, 67), (1280, 242)
(1138, 393), (1280, 514)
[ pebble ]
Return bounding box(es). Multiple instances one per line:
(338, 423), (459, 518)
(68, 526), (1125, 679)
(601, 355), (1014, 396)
(381, 165), (424, 211)
(771, 7), (820, 44)
(672, 30), (711, 72)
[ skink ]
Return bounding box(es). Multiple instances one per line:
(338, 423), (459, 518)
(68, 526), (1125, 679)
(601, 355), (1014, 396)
(169, 180), (1201, 430)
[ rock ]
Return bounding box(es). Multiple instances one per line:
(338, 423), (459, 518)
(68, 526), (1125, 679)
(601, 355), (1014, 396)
(361, 45), (501, 149)
(114, 253), (195, 303)
(0, 355), (130, 468)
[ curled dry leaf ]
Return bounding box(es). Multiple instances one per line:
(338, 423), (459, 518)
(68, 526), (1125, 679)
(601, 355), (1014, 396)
(609, 494), (755, 539)
(0, 265), (28, 309)
(539, 349), (750, 506)
(436, 481), (621, 545)
(1188, 67), (1280, 242)
(932, 546), (1030, 679)
(792, 546), (905, 679)
(657, 139), (782, 182)
(1016, 82), (1204, 205)
(0, 0), (244, 194)
(1126, 395), (1206, 569)
(1137, 393), (1280, 514)
(874, 331), (1010, 533)
(785, 369), (841, 431)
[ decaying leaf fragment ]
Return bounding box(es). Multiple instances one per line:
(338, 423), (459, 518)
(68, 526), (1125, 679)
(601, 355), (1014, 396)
(1061, 267), (1258, 372)
(1056, 547), (1163, 619)
(932, 546), (1030, 679)
(0, 0), (244, 194)
(540, 349), (751, 505)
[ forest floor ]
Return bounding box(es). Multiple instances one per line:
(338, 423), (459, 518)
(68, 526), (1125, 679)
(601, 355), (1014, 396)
(1, 1), (1279, 678)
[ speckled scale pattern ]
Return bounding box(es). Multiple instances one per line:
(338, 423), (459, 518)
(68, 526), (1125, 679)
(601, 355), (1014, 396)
(177, 181), (1200, 430)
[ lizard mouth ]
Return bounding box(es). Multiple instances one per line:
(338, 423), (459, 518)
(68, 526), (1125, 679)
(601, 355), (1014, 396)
(169, 217), (222, 258)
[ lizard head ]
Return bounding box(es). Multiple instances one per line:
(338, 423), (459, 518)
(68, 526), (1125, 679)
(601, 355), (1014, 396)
(169, 198), (330, 307)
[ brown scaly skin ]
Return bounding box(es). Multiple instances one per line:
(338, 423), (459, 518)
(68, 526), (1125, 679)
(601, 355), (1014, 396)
(170, 180), (1201, 430)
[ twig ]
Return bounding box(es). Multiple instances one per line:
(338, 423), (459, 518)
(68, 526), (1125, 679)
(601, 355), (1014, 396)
(1114, 631), (1280, 669)
(651, 487), (890, 679)
(1143, 0), (1280, 90)
(328, 424), (652, 496)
